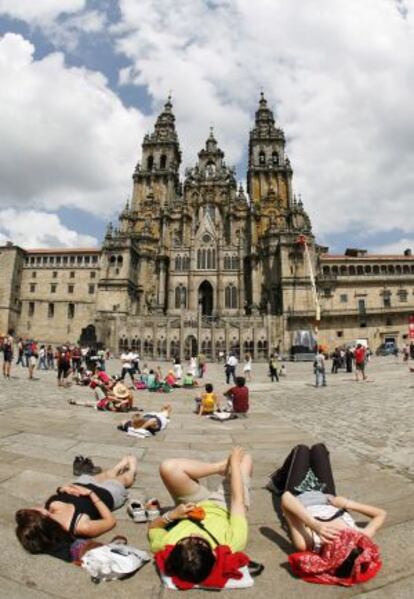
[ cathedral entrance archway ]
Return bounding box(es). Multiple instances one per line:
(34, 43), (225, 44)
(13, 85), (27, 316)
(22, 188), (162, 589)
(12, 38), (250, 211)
(185, 335), (198, 360)
(199, 280), (213, 316)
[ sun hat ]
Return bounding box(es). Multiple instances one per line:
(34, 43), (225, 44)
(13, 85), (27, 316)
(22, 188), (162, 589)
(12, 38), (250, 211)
(113, 382), (130, 399)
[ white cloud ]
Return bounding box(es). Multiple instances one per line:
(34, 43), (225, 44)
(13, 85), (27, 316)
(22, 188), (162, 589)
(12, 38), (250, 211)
(0, 33), (149, 217)
(0, 0), (86, 25)
(0, 209), (97, 248)
(371, 239), (414, 255)
(114, 0), (414, 245)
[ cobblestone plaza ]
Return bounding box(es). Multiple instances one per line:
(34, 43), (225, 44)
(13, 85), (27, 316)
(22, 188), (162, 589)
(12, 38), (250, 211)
(0, 356), (413, 597)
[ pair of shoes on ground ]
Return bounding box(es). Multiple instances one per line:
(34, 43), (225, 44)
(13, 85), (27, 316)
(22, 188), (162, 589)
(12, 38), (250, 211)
(73, 455), (102, 476)
(127, 498), (161, 523)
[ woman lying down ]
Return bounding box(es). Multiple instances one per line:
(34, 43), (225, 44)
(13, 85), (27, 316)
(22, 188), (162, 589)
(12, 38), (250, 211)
(118, 404), (172, 437)
(268, 443), (386, 586)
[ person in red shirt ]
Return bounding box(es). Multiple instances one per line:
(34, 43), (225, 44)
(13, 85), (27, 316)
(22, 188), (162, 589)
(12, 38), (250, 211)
(354, 344), (367, 382)
(223, 376), (249, 414)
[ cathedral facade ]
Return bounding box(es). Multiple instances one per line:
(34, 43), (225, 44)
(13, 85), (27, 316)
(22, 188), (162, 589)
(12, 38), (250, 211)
(1, 95), (413, 358)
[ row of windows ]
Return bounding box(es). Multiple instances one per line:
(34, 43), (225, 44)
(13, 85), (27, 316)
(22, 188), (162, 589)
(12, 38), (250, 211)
(328, 293), (411, 308)
(174, 254), (240, 271)
(119, 338), (268, 358)
(29, 283), (95, 294)
(25, 254), (99, 266)
(322, 263), (414, 277)
(31, 271), (96, 280)
(173, 284), (238, 308)
(28, 302), (76, 319)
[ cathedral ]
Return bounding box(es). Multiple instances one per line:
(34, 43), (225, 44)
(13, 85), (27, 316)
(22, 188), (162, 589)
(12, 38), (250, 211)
(1, 95), (413, 358)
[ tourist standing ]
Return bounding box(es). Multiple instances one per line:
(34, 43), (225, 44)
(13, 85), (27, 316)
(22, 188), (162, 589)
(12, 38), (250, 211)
(269, 353), (279, 382)
(345, 347), (353, 373)
(188, 356), (197, 377)
(243, 353), (252, 381)
(2, 335), (13, 378)
(46, 345), (55, 370)
(314, 348), (327, 387)
(225, 352), (238, 384)
(355, 343), (367, 381)
(120, 347), (135, 386)
(197, 353), (206, 378)
(15, 338), (24, 366)
(38, 345), (47, 370)
(331, 348), (341, 374)
(56, 346), (71, 387)
(173, 356), (182, 381)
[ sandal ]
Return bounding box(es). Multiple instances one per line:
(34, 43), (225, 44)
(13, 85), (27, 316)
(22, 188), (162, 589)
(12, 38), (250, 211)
(126, 499), (148, 523)
(145, 498), (161, 521)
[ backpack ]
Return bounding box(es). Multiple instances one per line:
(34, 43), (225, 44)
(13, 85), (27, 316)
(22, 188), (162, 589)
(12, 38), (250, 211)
(81, 539), (150, 583)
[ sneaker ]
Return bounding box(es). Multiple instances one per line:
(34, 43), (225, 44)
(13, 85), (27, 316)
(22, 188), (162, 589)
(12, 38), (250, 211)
(127, 499), (148, 523)
(81, 457), (102, 475)
(73, 455), (85, 476)
(145, 498), (161, 521)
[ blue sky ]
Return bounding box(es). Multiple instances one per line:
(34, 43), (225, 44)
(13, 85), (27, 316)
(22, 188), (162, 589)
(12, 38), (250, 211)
(0, 0), (413, 253)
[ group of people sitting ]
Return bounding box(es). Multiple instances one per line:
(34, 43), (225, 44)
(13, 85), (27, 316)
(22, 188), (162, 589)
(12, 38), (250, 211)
(69, 368), (134, 412)
(15, 443), (385, 588)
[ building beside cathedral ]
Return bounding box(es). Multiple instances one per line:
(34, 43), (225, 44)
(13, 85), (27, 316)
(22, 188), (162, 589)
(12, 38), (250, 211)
(1, 95), (413, 358)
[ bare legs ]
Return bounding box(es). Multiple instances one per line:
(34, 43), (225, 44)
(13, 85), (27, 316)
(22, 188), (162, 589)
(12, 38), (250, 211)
(159, 452), (252, 502)
(93, 455), (137, 488)
(160, 458), (228, 499)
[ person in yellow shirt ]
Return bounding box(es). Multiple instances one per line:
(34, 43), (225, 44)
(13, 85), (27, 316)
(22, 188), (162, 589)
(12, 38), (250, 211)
(196, 383), (220, 415)
(148, 447), (252, 584)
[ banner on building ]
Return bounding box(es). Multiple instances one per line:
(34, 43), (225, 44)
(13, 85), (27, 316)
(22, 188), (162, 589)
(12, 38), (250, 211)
(409, 315), (414, 339)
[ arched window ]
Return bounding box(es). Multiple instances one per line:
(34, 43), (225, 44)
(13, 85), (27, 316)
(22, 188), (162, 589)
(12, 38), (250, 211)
(332, 266), (339, 275)
(272, 151), (279, 165)
(224, 255), (231, 270)
(403, 264), (409, 274)
(131, 338), (137, 349)
(381, 264), (387, 273)
(340, 265), (347, 275)
(357, 265), (363, 275)
(365, 265), (371, 274)
(388, 264), (395, 274)
(323, 266), (330, 275)
(349, 266), (356, 275)
(175, 285), (187, 308)
(259, 150), (266, 165)
(225, 284), (238, 308)
(143, 338), (153, 356)
(117, 255), (123, 265)
(109, 255), (116, 264)
(373, 265), (380, 274)
(184, 256), (190, 270)
(147, 155), (154, 171)
(160, 154), (167, 169)
(396, 264), (402, 274)
(175, 255), (182, 271)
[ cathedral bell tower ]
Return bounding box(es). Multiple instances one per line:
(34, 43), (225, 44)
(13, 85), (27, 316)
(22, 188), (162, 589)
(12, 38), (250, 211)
(131, 96), (181, 211)
(247, 93), (293, 218)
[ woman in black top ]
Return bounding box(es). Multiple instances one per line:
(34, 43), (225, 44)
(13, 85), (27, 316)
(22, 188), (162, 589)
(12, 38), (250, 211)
(15, 455), (137, 558)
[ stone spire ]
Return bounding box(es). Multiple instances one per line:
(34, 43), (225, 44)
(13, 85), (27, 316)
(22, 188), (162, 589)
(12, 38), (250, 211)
(152, 94), (178, 142)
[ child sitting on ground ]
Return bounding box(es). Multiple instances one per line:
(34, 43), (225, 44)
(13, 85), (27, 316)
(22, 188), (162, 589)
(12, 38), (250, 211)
(182, 371), (198, 388)
(195, 383), (221, 416)
(118, 405), (172, 435)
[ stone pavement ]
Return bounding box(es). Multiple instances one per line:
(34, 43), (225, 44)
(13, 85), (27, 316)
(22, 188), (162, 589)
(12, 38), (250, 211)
(0, 357), (413, 598)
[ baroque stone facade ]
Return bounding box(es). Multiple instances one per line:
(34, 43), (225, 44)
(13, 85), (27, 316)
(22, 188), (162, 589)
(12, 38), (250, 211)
(1, 95), (414, 358)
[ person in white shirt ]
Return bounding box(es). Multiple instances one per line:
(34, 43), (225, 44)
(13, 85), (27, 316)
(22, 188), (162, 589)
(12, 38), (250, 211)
(120, 349), (135, 386)
(225, 353), (238, 384)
